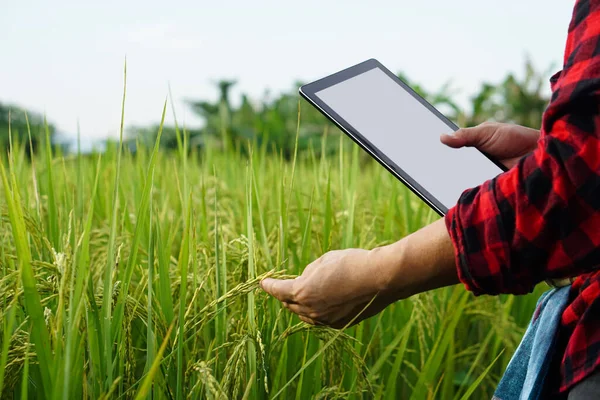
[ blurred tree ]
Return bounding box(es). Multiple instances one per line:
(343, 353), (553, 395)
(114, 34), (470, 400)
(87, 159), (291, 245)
(397, 72), (463, 122)
(459, 58), (551, 129)
(125, 125), (203, 152)
(188, 80), (236, 151)
(495, 59), (551, 128)
(0, 102), (56, 154)
(186, 79), (331, 159)
(126, 59), (551, 157)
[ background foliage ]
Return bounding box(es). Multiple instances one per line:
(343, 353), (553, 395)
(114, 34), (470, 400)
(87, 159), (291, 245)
(0, 103), (56, 155)
(0, 60), (553, 399)
(124, 59), (551, 157)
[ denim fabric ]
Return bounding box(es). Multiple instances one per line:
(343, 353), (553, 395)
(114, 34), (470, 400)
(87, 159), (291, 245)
(492, 286), (571, 400)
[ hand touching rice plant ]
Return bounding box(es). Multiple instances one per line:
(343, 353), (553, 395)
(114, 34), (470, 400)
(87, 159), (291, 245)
(0, 86), (545, 399)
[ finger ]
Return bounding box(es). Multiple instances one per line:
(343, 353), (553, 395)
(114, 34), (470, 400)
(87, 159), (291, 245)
(330, 299), (387, 329)
(282, 303), (322, 325)
(441, 125), (494, 149)
(260, 278), (297, 303)
(298, 315), (324, 326)
(284, 302), (312, 317)
(439, 131), (468, 148)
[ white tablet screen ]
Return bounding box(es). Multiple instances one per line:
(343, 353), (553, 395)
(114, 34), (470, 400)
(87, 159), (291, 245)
(314, 67), (503, 210)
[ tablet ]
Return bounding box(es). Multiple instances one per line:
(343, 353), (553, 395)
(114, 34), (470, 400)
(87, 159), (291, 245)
(299, 59), (507, 216)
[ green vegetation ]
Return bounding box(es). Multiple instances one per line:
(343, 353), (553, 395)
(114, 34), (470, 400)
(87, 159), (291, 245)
(0, 60), (551, 399)
(126, 59), (551, 158)
(0, 102), (57, 154)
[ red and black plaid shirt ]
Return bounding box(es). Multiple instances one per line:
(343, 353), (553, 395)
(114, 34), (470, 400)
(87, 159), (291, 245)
(445, 0), (600, 394)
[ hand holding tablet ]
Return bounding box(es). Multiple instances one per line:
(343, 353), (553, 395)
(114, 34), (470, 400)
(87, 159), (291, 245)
(300, 59), (507, 215)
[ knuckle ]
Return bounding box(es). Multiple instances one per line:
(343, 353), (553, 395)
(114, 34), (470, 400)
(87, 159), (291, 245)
(290, 279), (303, 300)
(481, 121), (499, 130)
(323, 250), (339, 260)
(317, 253), (330, 264)
(308, 310), (322, 320)
(370, 246), (383, 256)
(294, 290), (310, 305)
(289, 279), (303, 296)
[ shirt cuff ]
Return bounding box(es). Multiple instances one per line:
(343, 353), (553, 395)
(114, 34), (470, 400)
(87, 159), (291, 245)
(444, 204), (486, 296)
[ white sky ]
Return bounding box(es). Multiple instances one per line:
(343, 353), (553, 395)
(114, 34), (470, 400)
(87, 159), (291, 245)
(1, 0), (575, 143)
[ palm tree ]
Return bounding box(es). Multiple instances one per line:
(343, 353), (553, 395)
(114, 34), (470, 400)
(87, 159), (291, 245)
(496, 59), (551, 128)
(460, 58), (551, 129)
(188, 79), (237, 150)
(397, 73), (462, 123)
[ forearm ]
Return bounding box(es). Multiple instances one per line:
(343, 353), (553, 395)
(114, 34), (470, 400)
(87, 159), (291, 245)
(373, 218), (459, 300)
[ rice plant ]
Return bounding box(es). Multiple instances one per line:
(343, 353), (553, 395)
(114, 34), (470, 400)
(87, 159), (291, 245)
(0, 75), (545, 399)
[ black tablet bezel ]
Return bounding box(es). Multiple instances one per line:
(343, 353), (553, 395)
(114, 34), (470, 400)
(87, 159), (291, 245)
(299, 58), (508, 216)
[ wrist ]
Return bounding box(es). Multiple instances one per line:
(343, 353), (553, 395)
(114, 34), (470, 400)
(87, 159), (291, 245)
(368, 242), (412, 301)
(371, 219), (460, 300)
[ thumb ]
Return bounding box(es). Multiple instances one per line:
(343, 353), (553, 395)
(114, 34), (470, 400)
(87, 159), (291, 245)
(260, 278), (297, 303)
(440, 127), (487, 149)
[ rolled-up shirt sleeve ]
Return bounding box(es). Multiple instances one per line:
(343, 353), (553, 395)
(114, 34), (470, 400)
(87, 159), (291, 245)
(445, 0), (600, 296)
